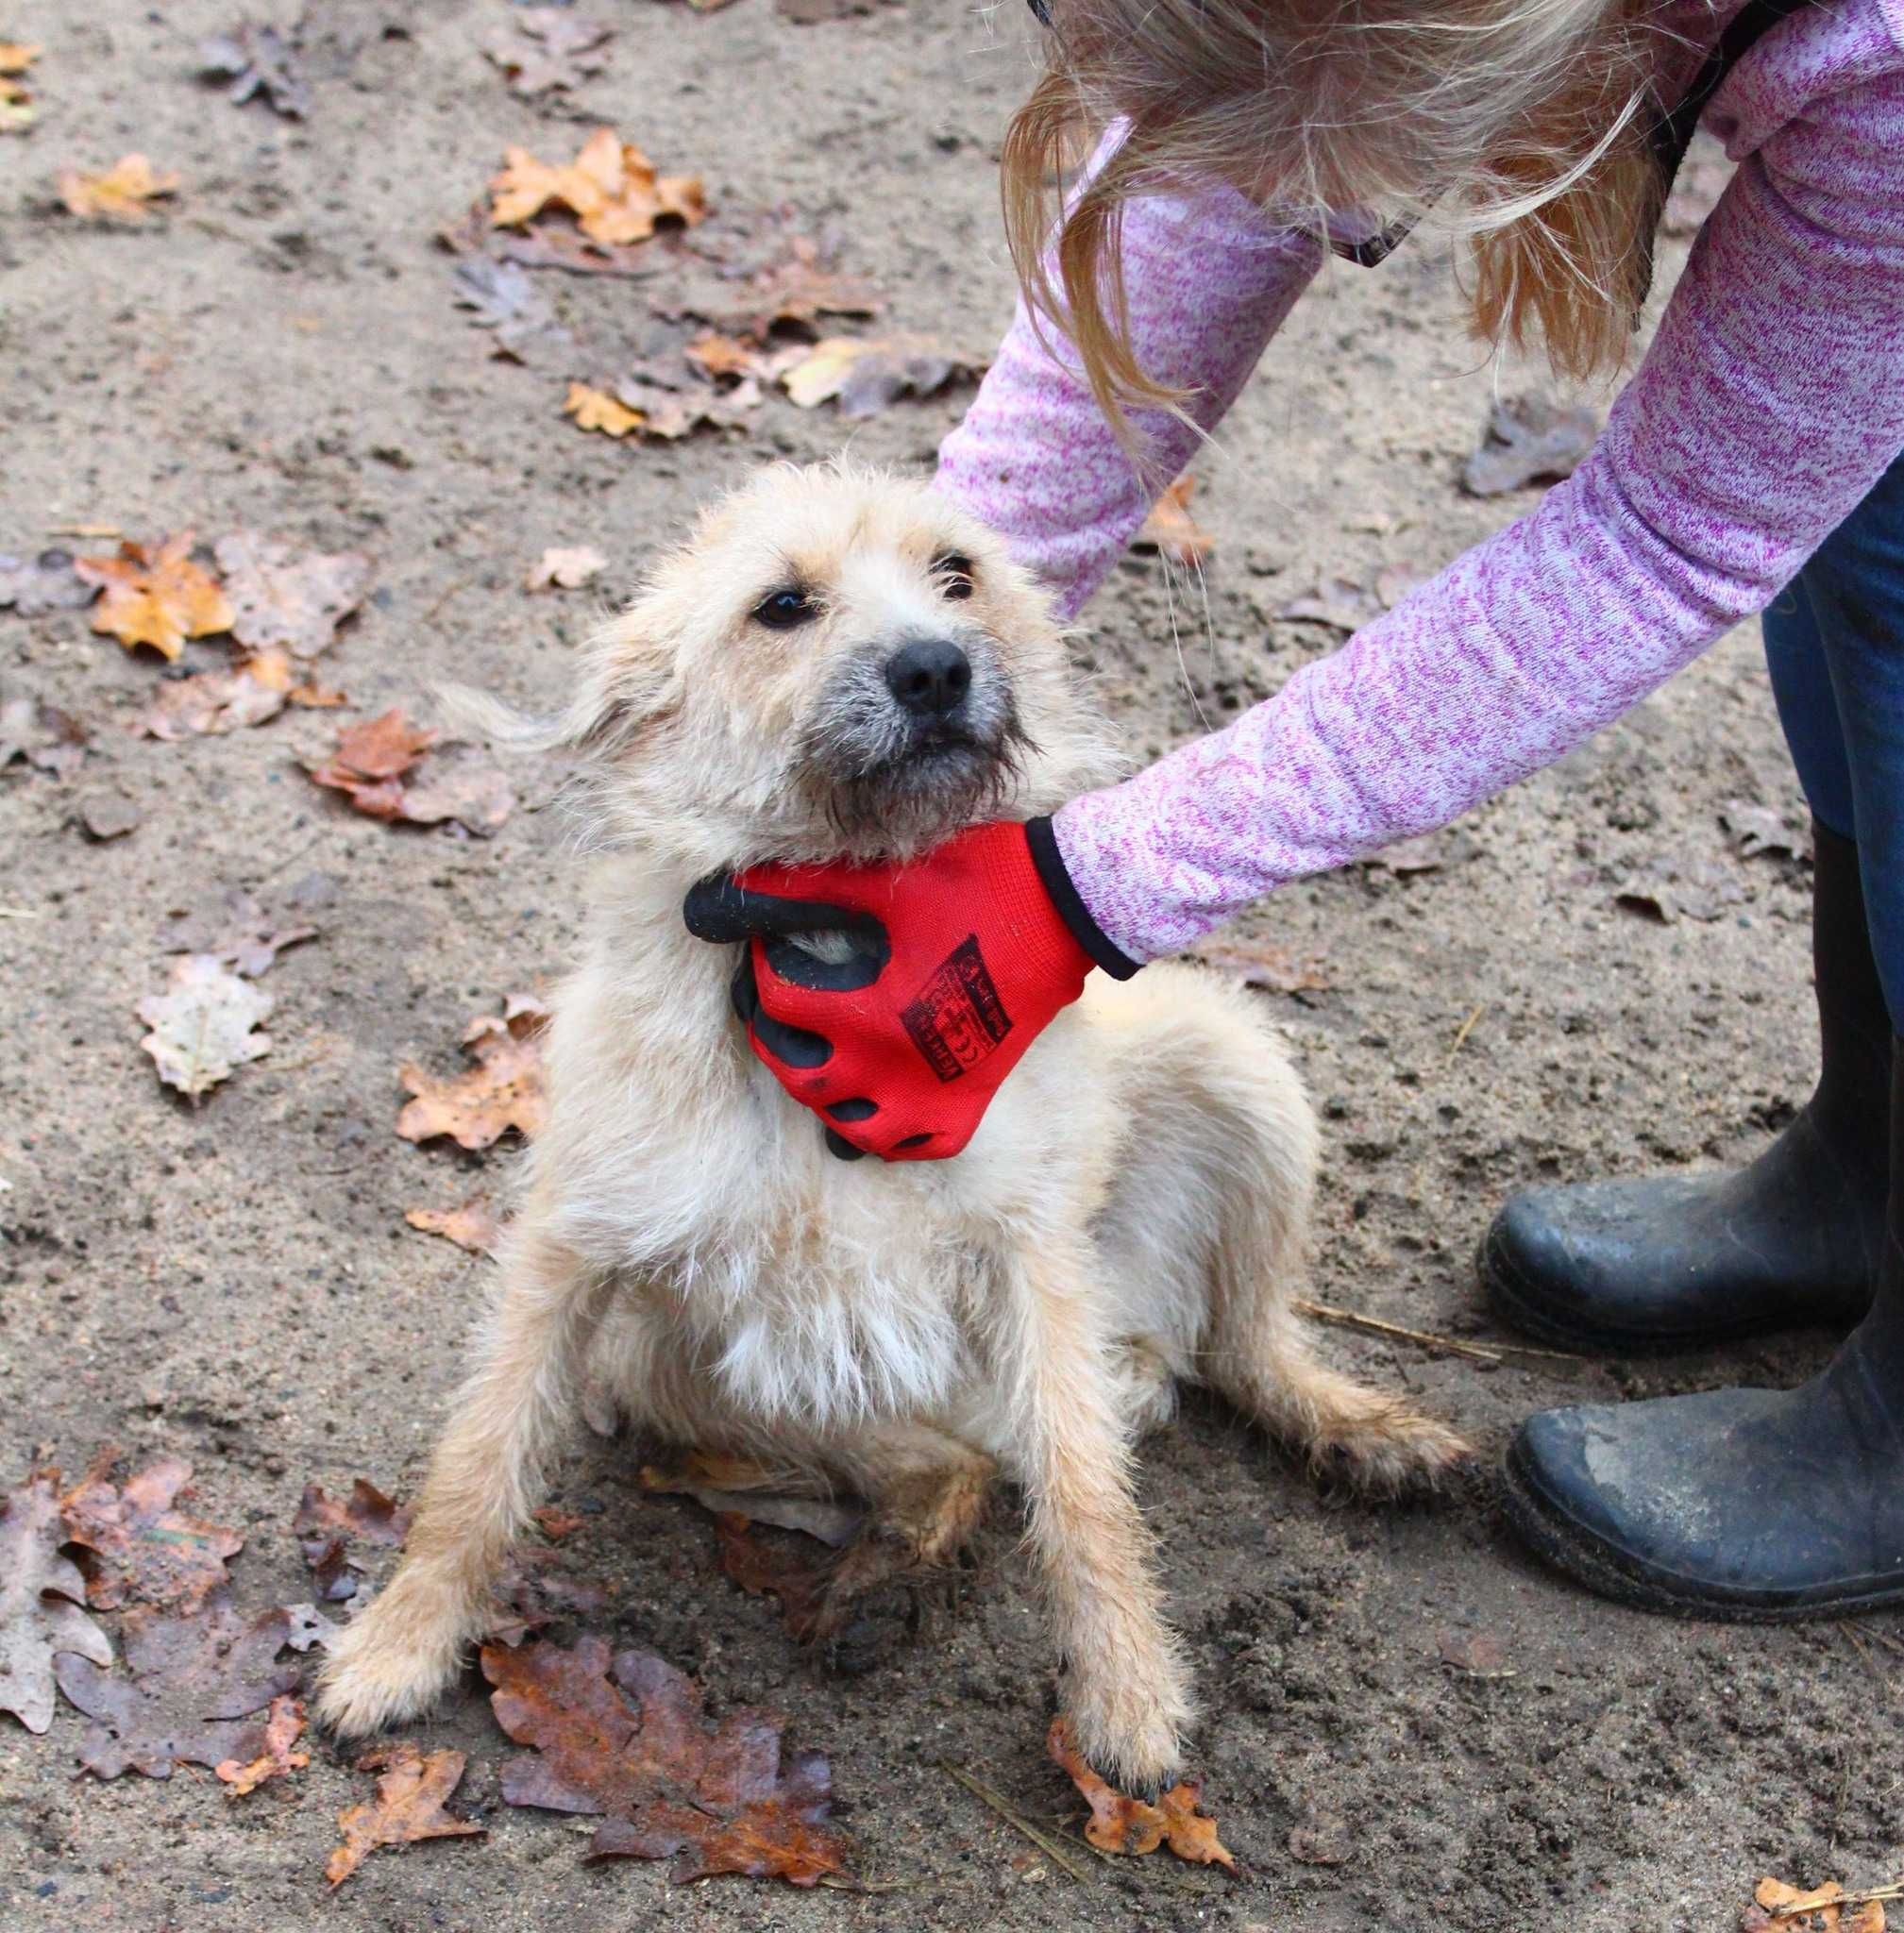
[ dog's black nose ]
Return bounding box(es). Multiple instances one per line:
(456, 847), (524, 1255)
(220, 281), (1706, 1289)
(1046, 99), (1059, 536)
(885, 637), (971, 717)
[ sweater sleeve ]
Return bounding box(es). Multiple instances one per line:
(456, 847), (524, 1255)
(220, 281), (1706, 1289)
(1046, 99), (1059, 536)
(935, 134), (1323, 620)
(1051, 27), (1904, 964)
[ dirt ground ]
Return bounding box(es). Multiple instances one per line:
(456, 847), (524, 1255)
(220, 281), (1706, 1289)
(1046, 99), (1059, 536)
(2, 3), (1896, 1928)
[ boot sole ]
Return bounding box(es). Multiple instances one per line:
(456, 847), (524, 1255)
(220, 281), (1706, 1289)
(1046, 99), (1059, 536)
(1500, 1434), (1904, 1622)
(1475, 1225), (1859, 1357)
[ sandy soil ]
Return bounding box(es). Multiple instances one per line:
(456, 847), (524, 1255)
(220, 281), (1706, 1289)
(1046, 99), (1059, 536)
(2, 3), (1896, 1928)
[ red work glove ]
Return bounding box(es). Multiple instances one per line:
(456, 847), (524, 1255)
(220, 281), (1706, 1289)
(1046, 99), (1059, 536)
(683, 818), (1139, 1161)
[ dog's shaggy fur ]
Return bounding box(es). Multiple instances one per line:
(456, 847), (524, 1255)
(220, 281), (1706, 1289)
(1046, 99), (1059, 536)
(315, 462), (1469, 1790)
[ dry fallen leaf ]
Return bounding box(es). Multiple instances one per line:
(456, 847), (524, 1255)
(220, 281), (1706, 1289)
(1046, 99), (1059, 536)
(484, 9), (613, 96)
(307, 710), (512, 834)
(397, 994), (549, 1151)
(137, 954), (273, 1098)
(564, 381), (646, 439)
(0, 1469), (114, 1736)
(1722, 798), (1809, 862)
(482, 1636), (853, 1885)
(708, 1515), (829, 1640)
(59, 153), (180, 222)
(60, 1448), (244, 1612)
(489, 1544), (612, 1645)
(56, 1597), (299, 1779)
(1047, 1717), (1238, 1875)
(1436, 1630), (1515, 1679)
(216, 1692), (309, 1795)
(640, 1453), (864, 1548)
(452, 257), (571, 363)
(0, 43), (37, 131)
(1189, 937), (1330, 997)
(327, 1741), (485, 1887)
(1135, 474), (1214, 568)
(490, 126), (705, 249)
(158, 884), (317, 978)
(406, 1195), (504, 1254)
(0, 695), (88, 778)
(1613, 852), (1747, 925)
(140, 661), (287, 738)
(293, 1478), (413, 1553)
(527, 545), (607, 592)
(781, 334), (983, 418)
(212, 530), (371, 655)
(1461, 393), (1598, 497)
(201, 21), (310, 117)
(674, 224), (883, 344)
(0, 548), (97, 615)
(1744, 1876), (1887, 1933)
(76, 533), (233, 661)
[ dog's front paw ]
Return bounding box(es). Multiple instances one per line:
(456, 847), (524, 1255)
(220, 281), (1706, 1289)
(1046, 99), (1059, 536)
(313, 1588), (467, 1739)
(1061, 1658), (1193, 1799)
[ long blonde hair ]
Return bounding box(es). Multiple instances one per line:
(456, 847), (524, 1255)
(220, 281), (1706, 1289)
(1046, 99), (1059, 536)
(1004, 0), (1675, 437)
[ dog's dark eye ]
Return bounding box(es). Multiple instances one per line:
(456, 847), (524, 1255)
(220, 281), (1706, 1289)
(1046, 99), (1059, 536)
(933, 553), (975, 601)
(751, 586), (817, 630)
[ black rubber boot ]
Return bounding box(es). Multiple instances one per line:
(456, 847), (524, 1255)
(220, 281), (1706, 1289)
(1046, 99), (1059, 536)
(1501, 1048), (1904, 1619)
(1480, 821), (1891, 1352)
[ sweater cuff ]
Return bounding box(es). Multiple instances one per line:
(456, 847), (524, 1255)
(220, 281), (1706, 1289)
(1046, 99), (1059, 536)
(1025, 815), (1141, 981)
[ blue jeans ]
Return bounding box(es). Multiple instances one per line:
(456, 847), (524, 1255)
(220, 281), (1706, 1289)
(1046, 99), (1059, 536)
(1764, 447), (1904, 1031)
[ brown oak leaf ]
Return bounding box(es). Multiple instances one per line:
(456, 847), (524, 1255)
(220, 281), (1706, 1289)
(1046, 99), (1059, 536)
(1744, 1876), (1887, 1933)
(215, 1692), (309, 1795)
(484, 9), (613, 96)
(201, 22), (310, 117)
(59, 153), (180, 222)
(59, 1448), (244, 1611)
(406, 1195), (504, 1254)
(397, 994), (550, 1150)
(137, 955), (273, 1098)
(327, 1741), (485, 1886)
(212, 531), (370, 656)
(490, 126), (705, 249)
(55, 1596), (299, 1779)
(157, 884), (317, 978)
(0, 547), (98, 615)
(1047, 1717), (1238, 1874)
(1189, 937), (1330, 997)
(293, 1478), (413, 1553)
(76, 532), (233, 661)
(1461, 392), (1598, 497)
(673, 225), (882, 344)
(482, 1636), (853, 1885)
(781, 334), (984, 418)
(526, 546), (607, 591)
(0, 1469), (113, 1735)
(0, 695), (88, 777)
(306, 709), (511, 835)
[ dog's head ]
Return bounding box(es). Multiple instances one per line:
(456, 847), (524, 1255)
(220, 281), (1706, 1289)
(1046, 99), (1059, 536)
(476, 462), (1122, 873)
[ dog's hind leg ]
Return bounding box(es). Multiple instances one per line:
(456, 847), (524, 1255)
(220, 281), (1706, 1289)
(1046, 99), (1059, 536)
(1091, 967), (1470, 1493)
(802, 1423), (996, 1635)
(316, 1200), (615, 1737)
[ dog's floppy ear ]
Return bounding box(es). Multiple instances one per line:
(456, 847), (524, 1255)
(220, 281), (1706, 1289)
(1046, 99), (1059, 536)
(439, 619), (676, 762)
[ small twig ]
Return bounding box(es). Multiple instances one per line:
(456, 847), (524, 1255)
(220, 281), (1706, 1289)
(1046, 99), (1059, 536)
(1444, 1002), (1485, 1066)
(941, 1764), (1095, 1886)
(1294, 1298), (1581, 1366)
(46, 522), (120, 540)
(0, 906), (42, 919)
(1767, 1879), (1904, 1919)
(420, 579), (473, 629)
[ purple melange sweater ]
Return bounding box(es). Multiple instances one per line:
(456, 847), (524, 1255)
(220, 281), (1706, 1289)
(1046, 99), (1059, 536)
(935, 0), (1904, 966)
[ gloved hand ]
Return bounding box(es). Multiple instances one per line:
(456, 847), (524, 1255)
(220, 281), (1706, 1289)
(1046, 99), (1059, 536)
(683, 817), (1138, 1160)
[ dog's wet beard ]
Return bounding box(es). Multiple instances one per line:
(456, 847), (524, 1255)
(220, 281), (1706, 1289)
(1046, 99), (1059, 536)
(797, 647), (1032, 848)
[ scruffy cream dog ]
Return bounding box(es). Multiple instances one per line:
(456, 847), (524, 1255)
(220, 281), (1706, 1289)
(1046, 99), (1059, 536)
(316, 462), (1468, 1790)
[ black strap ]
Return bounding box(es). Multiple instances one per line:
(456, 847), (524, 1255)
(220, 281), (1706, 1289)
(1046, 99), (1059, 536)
(1335, 0), (1816, 277)
(1648, 0), (1814, 191)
